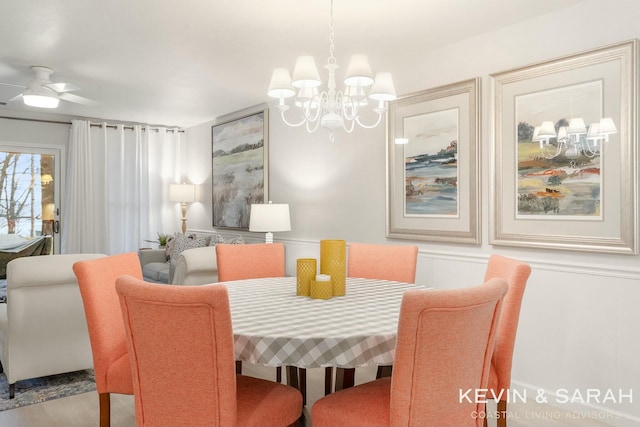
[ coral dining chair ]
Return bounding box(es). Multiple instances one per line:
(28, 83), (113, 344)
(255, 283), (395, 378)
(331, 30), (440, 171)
(215, 243), (285, 382)
(73, 252), (143, 427)
(332, 242), (419, 391)
(483, 255), (532, 427)
(311, 278), (509, 427)
(215, 242), (285, 282)
(347, 242), (419, 284)
(115, 275), (303, 427)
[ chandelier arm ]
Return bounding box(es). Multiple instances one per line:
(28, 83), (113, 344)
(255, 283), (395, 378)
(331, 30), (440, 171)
(541, 141), (564, 160)
(279, 109), (308, 128)
(341, 95), (360, 121)
(342, 118), (355, 133)
(355, 113), (383, 129)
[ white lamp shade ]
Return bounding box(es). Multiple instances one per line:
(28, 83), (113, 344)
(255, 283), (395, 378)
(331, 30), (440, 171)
(368, 72), (397, 101)
(344, 54), (374, 87)
(598, 117), (617, 135)
(268, 68), (295, 98)
(538, 121), (557, 138)
(568, 118), (587, 135)
(249, 203), (291, 232)
(586, 123), (601, 140)
(169, 184), (196, 203)
(291, 56), (321, 88)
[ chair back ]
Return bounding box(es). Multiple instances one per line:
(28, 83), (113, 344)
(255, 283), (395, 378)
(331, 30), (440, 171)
(72, 252), (142, 394)
(389, 278), (508, 427)
(116, 276), (237, 427)
(347, 242), (418, 283)
(483, 254), (532, 394)
(215, 243), (285, 282)
(3, 253), (104, 385)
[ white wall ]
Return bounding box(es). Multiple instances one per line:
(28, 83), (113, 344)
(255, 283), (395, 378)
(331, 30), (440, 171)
(185, 0), (640, 421)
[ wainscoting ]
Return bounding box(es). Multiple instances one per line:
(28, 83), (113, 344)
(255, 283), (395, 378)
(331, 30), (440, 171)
(280, 237), (640, 424)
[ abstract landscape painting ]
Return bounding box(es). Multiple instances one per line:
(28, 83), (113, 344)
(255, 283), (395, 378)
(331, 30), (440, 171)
(515, 82), (602, 219)
(404, 108), (459, 217)
(212, 110), (267, 229)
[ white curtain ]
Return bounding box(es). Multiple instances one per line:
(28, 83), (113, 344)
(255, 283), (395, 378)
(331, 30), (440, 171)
(62, 120), (182, 254)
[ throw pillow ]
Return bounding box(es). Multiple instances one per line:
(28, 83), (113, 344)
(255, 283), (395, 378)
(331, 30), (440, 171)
(171, 233), (208, 259)
(208, 233), (226, 246)
(226, 235), (245, 244)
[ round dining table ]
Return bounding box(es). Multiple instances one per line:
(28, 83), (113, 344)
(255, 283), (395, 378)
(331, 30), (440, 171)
(223, 276), (430, 392)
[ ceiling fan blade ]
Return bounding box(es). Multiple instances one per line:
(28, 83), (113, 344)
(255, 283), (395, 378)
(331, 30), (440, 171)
(45, 82), (80, 93)
(0, 83), (26, 103)
(58, 92), (99, 106)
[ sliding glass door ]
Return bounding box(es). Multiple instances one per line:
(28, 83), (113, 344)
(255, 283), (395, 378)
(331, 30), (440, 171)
(0, 144), (62, 253)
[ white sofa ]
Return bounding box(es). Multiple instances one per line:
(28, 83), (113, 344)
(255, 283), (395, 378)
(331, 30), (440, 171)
(0, 253), (106, 398)
(171, 246), (218, 285)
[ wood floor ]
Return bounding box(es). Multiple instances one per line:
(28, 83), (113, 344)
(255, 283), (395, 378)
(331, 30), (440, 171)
(0, 364), (618, 427)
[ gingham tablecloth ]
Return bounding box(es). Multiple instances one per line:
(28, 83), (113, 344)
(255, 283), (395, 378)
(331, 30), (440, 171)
(224, 277), (430, 369)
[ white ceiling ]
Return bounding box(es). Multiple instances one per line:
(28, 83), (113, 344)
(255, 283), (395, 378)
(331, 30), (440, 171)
(0, 0), (585, 128)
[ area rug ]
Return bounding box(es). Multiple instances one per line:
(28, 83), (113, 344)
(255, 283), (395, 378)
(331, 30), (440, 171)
(0, 369), (96, 411)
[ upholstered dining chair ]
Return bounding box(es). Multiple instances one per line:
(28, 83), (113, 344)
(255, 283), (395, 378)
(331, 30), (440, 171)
(347, 242), (419, 283)
(332, 242), (419, 391)
(115, 275), (303, 427)
(483, 254), (532, 427)
(215, 242), (285, 282)
(311, 278), (509, 427)
(73, 252), (143, 427)
(215, 242), (285, 383)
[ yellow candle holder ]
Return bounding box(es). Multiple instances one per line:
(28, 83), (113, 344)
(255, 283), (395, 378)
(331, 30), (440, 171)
(296, 258), (317, 296)
(320, 239), (346, 296)
(310, 278), (333, 300)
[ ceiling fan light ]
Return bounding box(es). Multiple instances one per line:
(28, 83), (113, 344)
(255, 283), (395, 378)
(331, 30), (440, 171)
(23, 92), (59, 108)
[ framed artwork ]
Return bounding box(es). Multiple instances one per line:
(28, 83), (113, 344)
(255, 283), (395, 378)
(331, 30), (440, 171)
(212, 106), (269, 229)
(491, 40), (638, 254)
(387, 78), (480, 244)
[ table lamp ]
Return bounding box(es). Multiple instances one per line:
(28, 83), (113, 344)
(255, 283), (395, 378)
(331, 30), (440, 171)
(249, 201), (291, 243)
(169, 183), (196, 234)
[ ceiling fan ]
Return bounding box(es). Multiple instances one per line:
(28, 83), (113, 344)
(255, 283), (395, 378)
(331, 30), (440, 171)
(0, 66), (97, 108)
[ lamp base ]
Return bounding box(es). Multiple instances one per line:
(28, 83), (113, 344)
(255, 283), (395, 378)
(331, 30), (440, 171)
(264, 232), (274, 244)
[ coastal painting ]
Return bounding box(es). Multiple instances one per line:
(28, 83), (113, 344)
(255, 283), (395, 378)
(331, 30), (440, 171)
(404, 108), (459, 217)
(515, 81), (602, 219)
(212, 109), (268, 229)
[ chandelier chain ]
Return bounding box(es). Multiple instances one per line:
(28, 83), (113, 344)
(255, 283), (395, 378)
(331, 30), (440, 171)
(328, 0), (336, 66)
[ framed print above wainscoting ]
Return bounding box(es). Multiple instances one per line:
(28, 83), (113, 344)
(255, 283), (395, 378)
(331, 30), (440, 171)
(387, 78), (480, 244)
(490, 40), (638, 254)
(211, 106), (269, 229)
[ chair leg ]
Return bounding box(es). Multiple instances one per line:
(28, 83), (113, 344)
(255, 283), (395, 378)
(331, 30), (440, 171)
(99, 393), (111, 427)
(235, 360), (242, 375)
(276, 366), (282, 383)
(334, 367), (355, 391)
(497, 399), (507, 427)
(324, 367), (333, 395)
(9, 383), (15, 399)
(299, 368), (307, 406)
(376, 365), (393, 379)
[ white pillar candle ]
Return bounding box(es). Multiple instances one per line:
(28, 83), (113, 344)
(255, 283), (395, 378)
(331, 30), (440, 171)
(315, 274), (331, 282)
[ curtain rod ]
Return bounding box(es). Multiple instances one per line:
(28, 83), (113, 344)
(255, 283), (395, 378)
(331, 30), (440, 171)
(0, 115), (185, 133)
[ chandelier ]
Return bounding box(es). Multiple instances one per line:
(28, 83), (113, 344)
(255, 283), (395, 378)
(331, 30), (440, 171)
(533, 117), (617, 159)
(267, 0), (396, 140)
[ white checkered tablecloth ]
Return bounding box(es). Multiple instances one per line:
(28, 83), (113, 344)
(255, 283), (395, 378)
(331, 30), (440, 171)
(224, 277), (430, 369)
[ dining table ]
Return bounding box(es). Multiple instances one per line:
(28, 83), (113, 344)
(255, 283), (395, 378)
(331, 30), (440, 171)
(223, 276), (431, 399)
